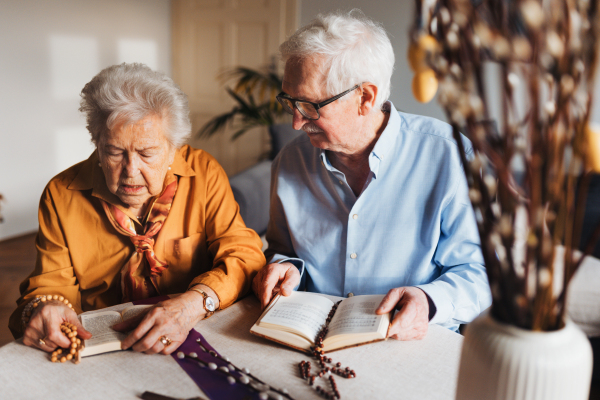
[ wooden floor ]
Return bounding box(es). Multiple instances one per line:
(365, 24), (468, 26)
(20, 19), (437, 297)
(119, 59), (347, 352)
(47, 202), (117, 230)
(0, 232), (36, 346)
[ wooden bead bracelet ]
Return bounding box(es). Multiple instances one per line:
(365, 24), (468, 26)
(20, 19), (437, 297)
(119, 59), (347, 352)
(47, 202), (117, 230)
(21, 294), (74, 329)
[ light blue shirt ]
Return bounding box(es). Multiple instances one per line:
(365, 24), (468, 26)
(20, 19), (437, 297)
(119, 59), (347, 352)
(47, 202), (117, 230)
(265, 102), (492, 331)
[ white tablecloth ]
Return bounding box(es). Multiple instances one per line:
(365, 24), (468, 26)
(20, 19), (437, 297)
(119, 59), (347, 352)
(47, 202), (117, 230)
(0, 295), (464, 400)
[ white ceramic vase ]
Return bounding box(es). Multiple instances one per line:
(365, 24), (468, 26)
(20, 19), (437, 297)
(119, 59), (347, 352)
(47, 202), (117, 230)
(455, 311), (593, 400)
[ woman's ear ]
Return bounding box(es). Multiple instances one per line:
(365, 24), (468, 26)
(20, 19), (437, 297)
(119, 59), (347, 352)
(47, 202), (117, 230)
(359, 83), (379, 115)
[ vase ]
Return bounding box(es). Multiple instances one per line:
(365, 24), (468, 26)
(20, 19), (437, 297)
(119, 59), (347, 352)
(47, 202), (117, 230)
(455, 311), (593, 400)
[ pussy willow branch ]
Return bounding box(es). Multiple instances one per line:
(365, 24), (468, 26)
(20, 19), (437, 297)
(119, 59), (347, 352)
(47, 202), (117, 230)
(419, 0), (600, 330)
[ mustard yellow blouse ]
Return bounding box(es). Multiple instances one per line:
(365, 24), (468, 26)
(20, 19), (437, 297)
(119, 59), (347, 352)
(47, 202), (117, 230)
(9, 145), (265, 338)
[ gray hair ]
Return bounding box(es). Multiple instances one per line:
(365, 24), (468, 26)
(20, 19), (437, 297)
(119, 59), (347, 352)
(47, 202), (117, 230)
(280, 10), (395, 111)
(79, 63), (191, 149)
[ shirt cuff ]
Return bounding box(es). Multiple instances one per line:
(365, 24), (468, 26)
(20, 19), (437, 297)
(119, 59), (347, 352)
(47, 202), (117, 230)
(414, 282), (454, 325)
(270, 257), (305, 290)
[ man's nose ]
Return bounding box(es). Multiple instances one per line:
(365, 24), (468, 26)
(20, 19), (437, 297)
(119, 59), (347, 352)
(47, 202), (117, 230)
(292, 108), (307, 130)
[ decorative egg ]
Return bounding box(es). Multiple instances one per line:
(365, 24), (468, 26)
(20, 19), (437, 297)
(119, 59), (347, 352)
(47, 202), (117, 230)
(407, 35), (439, 72)
(412, 69), (438, 103)
(586, 124), (600, 172)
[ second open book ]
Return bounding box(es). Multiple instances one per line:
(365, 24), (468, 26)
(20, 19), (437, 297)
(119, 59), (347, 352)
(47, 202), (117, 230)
(250, 292), (391, 353)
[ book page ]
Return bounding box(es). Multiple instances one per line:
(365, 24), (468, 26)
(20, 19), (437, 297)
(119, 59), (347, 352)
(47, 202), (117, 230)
(259, 292), (334, 342)
(326, 295), (386, 338)
(81, 311), (126, 347)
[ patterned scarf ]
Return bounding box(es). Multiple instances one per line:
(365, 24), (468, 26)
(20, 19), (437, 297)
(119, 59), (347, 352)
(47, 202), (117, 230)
(101, 178), (178, 302)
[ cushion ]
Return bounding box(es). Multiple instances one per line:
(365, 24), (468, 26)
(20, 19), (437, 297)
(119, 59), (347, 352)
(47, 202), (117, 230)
(567, 254), (600, 337)
(269, 123), (304, 159)
(229, 160), (272, 235)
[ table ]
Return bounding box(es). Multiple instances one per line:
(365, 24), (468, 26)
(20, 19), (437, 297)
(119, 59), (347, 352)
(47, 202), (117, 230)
(0, 295), (464, 400)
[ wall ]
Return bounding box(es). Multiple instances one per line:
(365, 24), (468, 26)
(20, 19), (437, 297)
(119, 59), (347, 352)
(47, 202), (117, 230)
(0, 0), (171, 240)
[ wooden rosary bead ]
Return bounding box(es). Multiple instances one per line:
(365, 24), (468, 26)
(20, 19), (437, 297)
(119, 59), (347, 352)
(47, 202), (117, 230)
(49, 322), (83, 364)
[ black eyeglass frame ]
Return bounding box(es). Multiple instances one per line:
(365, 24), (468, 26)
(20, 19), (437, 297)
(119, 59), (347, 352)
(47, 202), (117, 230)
(276, 84), (361, 120)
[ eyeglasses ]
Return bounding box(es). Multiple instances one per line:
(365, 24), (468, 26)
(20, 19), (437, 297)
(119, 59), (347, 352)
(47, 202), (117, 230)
(276, 85), (360, 120)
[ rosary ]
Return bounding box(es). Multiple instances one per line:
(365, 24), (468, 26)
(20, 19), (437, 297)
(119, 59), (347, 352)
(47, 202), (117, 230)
(50, 322), (84, 363)
(297, 301), (356, 399)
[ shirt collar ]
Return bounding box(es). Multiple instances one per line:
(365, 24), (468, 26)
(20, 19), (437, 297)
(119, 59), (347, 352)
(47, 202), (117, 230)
(319, 101), (399, 178)
(370, 101), (399, 167)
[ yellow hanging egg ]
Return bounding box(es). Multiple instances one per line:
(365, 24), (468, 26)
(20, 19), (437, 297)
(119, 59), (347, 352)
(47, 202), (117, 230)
(407, 35), (439, 72)
(412, 69), (438, 103)
(586, 124), (600, 172)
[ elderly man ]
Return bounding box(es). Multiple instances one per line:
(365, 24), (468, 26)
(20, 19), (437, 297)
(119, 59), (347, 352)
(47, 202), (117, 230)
(253, 11), (492, 340)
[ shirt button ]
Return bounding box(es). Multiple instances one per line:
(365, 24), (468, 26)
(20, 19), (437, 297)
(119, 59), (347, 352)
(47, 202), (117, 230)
(350, 253), (357, 259)
(339, 180), (343, 185)
(352, 214), (358, 220)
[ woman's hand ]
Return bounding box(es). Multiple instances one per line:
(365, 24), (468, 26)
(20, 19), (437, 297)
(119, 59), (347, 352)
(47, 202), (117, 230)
(113, 285), (218, 355)
(22, 300), (92, 352)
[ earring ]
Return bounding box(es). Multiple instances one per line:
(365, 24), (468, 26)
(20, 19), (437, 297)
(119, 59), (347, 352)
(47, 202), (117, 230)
(168, 167), (171, 170)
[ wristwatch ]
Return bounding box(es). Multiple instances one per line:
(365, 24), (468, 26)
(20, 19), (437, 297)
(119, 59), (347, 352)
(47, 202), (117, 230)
(189, 287), (216, 318)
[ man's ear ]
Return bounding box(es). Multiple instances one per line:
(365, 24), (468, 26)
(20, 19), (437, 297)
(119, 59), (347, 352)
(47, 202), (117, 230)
(359, 83), (379, 115)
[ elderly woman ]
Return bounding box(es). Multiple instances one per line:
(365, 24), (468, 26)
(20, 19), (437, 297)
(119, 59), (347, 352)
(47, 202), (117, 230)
(9, 63), (266, 354)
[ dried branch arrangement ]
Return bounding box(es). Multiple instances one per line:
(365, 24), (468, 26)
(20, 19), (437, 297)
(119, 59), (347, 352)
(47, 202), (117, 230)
(410, 0), (600, 330)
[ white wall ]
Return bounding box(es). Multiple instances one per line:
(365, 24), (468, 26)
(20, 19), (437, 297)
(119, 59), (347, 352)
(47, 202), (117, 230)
(0, 0), (171, 240)
(300, 0), (446, 120)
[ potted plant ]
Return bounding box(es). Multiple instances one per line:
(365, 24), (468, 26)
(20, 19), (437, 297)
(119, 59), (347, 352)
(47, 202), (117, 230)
(410, 0), (598, 398)
(197, 66), (289, 141)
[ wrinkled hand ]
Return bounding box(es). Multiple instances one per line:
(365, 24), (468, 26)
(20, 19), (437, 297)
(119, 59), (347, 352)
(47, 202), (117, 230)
(376, 287), (429, 341)
(252, 262), (300, 309)
(112, 288), (215, 355)
(23, 300), (92, 352)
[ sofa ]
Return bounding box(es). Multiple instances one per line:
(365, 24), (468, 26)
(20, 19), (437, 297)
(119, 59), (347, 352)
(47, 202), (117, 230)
(228, 123), (303, 236)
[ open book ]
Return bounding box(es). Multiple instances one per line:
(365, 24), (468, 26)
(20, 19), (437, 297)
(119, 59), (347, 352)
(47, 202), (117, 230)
(250, 292), (390, 353)
(78, 304), (152, 357)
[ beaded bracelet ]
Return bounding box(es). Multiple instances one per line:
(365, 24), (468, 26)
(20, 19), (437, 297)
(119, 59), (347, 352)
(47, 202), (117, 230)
(21, 294), (74, 329)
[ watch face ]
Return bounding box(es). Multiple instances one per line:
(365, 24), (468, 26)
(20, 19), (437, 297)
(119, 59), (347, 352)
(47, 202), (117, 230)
(205, 296), (216, 312)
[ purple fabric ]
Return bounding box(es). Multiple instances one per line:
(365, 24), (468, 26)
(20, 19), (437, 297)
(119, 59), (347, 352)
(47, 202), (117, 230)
(132, 296), (259, 400)
(172, 329), (260, 400)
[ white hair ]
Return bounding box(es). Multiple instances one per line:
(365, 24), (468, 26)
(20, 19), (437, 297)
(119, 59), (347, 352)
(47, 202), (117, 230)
(280, 9), (395, 111)
(79, 63), (191, 149)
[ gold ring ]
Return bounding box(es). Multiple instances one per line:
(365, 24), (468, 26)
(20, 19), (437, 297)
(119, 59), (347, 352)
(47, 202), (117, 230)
(159, 336), (172, 346)
(38, 337), (46, 346)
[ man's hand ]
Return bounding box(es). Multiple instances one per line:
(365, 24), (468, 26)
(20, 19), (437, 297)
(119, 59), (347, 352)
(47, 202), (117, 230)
(375, 287), (430, 341)
(113, 286), (218, 355)
(23, 300), (92, 352)
(252, 262), (300, 309)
